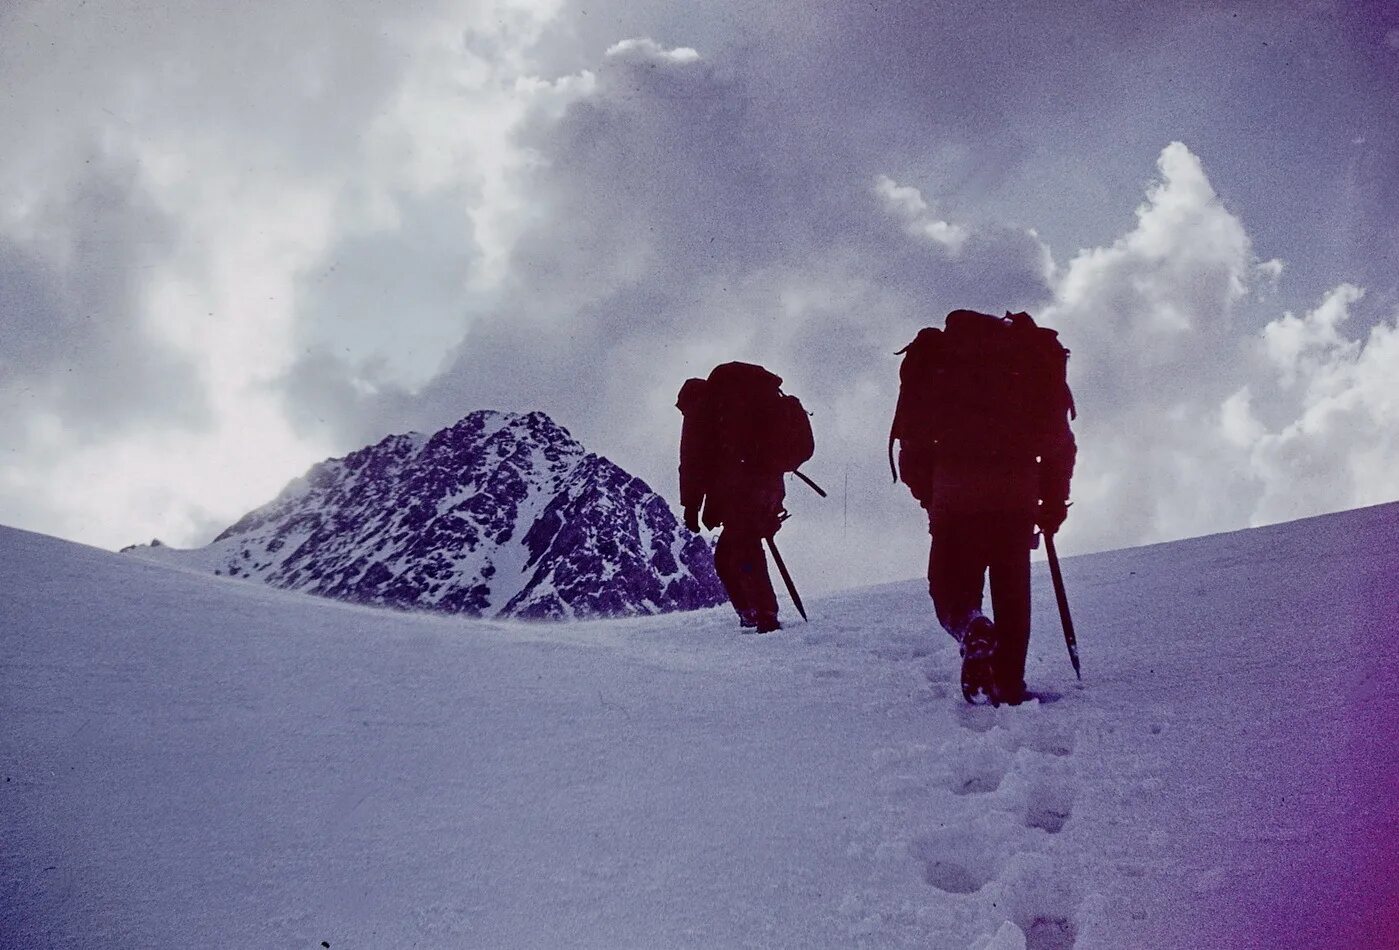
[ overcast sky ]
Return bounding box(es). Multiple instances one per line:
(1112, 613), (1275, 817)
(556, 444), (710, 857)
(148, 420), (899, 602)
(2, 0), (1397, 592)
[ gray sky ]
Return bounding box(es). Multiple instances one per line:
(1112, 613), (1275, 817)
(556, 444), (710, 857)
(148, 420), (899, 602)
(2, 0), (1397, 592)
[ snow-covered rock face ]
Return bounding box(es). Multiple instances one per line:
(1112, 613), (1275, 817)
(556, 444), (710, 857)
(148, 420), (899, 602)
(132, 410), (725, 619)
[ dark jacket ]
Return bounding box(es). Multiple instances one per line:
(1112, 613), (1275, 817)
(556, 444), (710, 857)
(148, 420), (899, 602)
(926, 415), (1076, 520)
(678, 378), (785, 534)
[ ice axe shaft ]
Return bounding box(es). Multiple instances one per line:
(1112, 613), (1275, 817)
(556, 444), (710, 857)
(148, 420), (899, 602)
(765, 535), (808, 622)
(1044, 532), (1081, 679)
(793, 470), (826, 497)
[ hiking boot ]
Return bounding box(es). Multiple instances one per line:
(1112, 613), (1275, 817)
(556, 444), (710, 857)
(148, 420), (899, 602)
(960, 616), (997, 704)
(738, 609), (758, 630)
(994, 681), (1028, 706)
(755, 612), (782, 634)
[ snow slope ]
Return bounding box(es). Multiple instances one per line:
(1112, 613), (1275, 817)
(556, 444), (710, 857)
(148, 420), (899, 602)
(3, 503), (1396, 949)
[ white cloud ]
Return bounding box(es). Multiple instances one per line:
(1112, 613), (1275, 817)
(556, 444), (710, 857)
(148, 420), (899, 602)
(606, 38), (701, 64)
(1261, 283), (1362, 385)
(0, 0), (560, 549)
(1219, 388), (1264, 449)
(1050, 142), (1253, 341)
(289, 37), (1059, 594)
(1035, 144), (1398, 548)
(1246, 288), (1399, 524)
(1035, 143), (1299, 545)
(874, 175), (969, 253)
(1, 2), (1393, 592)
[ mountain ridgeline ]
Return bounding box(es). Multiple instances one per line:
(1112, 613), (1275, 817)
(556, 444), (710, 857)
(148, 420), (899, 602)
(130, 411), (725, 619)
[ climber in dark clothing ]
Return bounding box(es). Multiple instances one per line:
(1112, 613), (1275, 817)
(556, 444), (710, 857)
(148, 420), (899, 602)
(923, 429), (1074, 703)
(676, 362), (813, 634)
(891, 310), (1076, 704)
(695, 462), (783, 633)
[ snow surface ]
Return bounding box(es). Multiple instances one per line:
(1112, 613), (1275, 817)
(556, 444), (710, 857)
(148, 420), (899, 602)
(3, 503), (1397, 948)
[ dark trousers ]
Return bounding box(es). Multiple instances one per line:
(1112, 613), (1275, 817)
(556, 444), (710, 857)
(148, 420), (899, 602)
(714, 525), (779, 620)
(928, 511), (1034, 691)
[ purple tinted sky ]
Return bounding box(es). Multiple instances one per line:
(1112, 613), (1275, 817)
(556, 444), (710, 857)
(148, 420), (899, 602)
(535, 0), (1399, 308)
(0, 0), (1396, 591)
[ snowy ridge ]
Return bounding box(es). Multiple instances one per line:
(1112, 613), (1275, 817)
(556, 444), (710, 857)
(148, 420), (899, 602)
(127, 410), (724, 619)
(8, 503), (1395, 948)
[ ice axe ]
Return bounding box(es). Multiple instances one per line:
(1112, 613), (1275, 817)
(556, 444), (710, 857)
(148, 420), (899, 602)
(1043, 532), (1081, 679)
(764, 534), (808, 622)
(793, 470), (826, 497)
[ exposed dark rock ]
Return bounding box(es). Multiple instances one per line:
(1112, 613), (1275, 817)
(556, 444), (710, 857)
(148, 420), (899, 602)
(133, 410), (725, 620)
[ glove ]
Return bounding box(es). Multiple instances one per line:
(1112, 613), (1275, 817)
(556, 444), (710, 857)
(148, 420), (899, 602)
(684, 505), (701, 533)
(1037, 499), (1069, 535)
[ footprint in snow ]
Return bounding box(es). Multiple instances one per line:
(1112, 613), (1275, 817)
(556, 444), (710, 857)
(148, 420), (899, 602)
(1023, 914), (1077, 950)
(952, 767), (1005, 796)
(998, 851), (1083, 950)
(908, 833), (997, 895)
(954, 703), (1000, 733)
(943, 742), (1011, 796)
(1023, 779), (1076, 834)
(1014, 721), (1077, 758)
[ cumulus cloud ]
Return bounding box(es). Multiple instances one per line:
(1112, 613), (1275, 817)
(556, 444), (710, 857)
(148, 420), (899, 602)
(1, 1), (1396, 595)
(1051, 143), (1252, 341)
(0, 0), (556, 548)
(1245, 287), (1399, 524)
(283, 35), (1062, 592)
(605, 38), (700, 63)
(874, 176), (969, 254)
(1041, 144), (1398, 551)
(0, 150), (206, 437)
(1033, 143), (1265, 544)
(1261, 283), (1362, 384)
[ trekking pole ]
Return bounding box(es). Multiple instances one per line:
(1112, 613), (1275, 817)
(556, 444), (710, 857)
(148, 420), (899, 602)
(1043, 532), (1081, 680)
(792, 470), (827, 497)
(764, 535), (808, 622)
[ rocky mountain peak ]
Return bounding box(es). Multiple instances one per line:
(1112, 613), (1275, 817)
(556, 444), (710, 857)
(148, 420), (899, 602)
(133, 411), (725, 620)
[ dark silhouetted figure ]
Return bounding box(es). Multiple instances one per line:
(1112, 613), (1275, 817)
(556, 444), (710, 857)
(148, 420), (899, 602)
(891, 310), (1076, 704)
(677, 363), (814, 634)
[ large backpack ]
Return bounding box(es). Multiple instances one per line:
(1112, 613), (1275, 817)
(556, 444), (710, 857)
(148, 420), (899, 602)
(680, 362), (814, 476)
(889, 310), (1074, 502)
